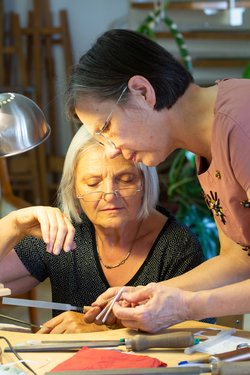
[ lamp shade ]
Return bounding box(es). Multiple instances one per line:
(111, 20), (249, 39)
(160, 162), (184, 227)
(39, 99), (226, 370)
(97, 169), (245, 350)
(0, 93), (51, 157)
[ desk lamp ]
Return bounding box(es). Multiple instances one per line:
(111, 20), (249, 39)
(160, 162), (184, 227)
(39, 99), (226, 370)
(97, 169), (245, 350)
(0, 92), (50, 157)
(0, 91), (50, 221)
(0, 92), (50, 298)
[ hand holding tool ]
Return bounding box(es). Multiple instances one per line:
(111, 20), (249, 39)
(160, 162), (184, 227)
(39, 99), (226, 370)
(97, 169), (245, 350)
(96, 286), (125, 323)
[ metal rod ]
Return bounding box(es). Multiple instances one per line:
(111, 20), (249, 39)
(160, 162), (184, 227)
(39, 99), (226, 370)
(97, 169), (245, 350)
(0, 313), (42, 329)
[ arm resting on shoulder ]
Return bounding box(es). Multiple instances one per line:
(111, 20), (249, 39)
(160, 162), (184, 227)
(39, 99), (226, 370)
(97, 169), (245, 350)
(0, 206), (76, 260)
(0, 206), (76, 293)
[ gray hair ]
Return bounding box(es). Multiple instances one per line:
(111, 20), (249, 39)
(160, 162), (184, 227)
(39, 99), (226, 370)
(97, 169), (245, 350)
(57, 126), (159, 223)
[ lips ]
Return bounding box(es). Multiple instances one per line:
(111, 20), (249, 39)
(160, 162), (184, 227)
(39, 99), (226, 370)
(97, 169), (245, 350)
(100, 207), (123, 211)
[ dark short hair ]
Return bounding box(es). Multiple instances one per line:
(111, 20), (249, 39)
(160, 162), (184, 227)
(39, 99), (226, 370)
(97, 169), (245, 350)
(66, 29), (194, 122)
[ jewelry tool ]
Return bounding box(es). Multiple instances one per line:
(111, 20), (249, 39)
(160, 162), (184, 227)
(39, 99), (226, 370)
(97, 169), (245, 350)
(2, 297), (84, 312)
(96, 286), (125, 323)
(46, 365), (211, 374)
(44, 361), (250, 374)
(4, 331), (196, 352)
(0, 313), (42, 329)
(2, 296), (113, 313)
(179, 346), (250, 366)
(209, 345), (250, 363)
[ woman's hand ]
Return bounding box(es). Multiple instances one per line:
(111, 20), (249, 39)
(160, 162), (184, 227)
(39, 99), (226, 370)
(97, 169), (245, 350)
(37, 311), (110, 334)
(112, 283), (190, 333)
(11, 206), (76, 255)
(84, 286), (140, 327)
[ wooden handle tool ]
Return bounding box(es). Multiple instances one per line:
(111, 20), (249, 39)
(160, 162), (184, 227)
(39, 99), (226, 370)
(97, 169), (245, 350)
(125, 331), (195, 351)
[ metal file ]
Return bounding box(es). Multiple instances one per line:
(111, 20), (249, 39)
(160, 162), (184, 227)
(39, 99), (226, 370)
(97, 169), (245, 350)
(2, 297), (83, 312)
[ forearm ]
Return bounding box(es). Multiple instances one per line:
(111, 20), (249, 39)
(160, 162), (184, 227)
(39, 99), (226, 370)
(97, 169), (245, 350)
(0, 206), (76, 259)
(186, 278), (250, 320)
(161, 232), (250, 291)
(0, 212), (23, 260)
(160, 252), (249, 291)
(3, 274), (39, 295)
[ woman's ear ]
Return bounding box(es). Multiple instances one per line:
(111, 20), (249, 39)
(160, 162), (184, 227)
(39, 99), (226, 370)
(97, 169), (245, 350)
(128, 75), (156, 107)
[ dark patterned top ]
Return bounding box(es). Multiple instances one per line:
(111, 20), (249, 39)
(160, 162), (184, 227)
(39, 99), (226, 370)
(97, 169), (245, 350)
(15, 206), (204, 317)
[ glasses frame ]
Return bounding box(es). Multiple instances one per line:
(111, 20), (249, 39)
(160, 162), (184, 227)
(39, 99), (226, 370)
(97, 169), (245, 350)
(95, 85), (128, 148)
(77, 187), (142, 202)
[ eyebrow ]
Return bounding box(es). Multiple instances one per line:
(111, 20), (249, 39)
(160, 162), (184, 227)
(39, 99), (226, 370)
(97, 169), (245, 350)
(79, 168), (138, 180)
(79, 174), (102, 181)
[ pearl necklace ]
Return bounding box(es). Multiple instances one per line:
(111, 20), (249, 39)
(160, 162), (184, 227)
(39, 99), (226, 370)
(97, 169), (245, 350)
(96, 219), (143, 269)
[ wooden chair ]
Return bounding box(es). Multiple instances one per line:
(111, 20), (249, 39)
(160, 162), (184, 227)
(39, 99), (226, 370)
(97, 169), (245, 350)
(0, 158), (39, 328)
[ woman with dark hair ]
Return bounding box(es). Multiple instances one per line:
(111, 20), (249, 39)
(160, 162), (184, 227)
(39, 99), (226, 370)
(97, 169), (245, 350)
(67, 29), (250, 332)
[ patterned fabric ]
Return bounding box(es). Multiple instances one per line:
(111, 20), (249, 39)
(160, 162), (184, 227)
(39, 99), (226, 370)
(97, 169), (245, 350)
(197, 78), (250, 248)
(15, 206), (203, 316)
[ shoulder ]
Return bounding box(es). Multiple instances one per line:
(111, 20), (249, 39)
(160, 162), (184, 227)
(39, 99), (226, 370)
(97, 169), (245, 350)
(15, 236), (46, 254)
(215, 79), (250, 119)
(156, 205), (201, 248)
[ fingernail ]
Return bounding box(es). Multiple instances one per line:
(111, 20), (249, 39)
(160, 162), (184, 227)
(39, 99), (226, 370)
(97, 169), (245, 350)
(46, 244), (52, 252)
(54, 247), (61, 255)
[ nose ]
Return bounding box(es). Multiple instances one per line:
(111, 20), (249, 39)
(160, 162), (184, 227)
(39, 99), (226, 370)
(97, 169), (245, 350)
(104, 146), (122, 159)
(103, 191), (119, 201)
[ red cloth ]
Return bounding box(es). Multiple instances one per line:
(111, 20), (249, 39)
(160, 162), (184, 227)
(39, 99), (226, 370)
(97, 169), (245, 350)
(51, 347), (166, 371)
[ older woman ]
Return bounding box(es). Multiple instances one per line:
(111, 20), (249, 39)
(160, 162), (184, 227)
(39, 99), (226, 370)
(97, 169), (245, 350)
(0, 126), (204, 333)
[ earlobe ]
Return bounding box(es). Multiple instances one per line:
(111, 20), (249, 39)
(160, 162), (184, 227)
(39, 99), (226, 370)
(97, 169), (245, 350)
(128, 75), (156, 107)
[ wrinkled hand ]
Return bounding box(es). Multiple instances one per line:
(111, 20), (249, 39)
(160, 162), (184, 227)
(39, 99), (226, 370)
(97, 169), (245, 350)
(37, 311), (110, 334)
(84, 286), (138, 327)
(13, 206), (76, 255)
(112, 283), (191, 333)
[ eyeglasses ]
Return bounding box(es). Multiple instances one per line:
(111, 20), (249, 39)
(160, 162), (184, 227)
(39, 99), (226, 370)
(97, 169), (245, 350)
(95, 86), (128, 149)
(77, 187), (142, 202)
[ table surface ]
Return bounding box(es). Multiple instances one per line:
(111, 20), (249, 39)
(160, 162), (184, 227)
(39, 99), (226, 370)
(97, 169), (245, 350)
(1, 320), (250, 374)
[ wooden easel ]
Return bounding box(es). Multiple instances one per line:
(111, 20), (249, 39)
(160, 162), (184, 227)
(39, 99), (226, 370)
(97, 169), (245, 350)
(0, 1), (42, 205)
(24, 0), (74, 203)
(0, 0), (74, 205)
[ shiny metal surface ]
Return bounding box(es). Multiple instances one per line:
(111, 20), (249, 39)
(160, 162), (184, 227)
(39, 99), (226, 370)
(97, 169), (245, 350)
(2, 297), (82, 312)
(0, 92), (50, 157)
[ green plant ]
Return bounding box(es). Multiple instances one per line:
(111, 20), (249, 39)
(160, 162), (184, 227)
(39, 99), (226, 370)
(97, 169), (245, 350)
(243, 62), (250, 78)
(158, 150), (219, 259)
(137, 0), (193, 72)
